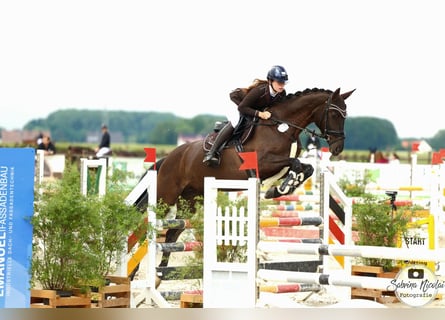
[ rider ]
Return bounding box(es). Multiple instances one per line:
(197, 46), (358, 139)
(203, 65), (289, 166)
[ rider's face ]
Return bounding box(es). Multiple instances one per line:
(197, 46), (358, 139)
(271, 80), (286, 93)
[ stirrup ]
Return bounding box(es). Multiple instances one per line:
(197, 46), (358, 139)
(203, 153), (220, 167)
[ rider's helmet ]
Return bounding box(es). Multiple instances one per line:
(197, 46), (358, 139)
(267, 65), (288, 83)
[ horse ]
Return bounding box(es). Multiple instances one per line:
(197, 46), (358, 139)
(138, 87), (354, 270)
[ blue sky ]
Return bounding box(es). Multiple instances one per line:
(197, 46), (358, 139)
(1, 0), (443, 138)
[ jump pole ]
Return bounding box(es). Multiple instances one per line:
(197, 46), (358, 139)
(257, 242), (445, 262)
(257, 269), (393, 291)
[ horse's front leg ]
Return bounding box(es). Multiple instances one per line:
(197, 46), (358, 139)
(264, 158), (314, 199)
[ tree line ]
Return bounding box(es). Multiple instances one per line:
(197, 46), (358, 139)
(19, 109), (445, 151)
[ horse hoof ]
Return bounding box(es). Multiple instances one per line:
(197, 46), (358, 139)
(264, 187), (279, 199)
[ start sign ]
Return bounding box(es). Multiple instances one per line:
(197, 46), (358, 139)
(398, 215), (435, 272)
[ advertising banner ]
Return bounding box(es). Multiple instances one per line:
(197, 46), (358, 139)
(0, 148), (35, 308)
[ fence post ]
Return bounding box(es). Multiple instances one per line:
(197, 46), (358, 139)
(203, 177), (259, 308)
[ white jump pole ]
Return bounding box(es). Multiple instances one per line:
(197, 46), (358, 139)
(257, 242), (445, 262)
(257, 269), (393, 291)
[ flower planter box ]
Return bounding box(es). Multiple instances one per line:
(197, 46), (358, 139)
(30, 289), (91, 308)
(351, 265), (399, 303)
(180, 290), (203, 308)
(94, 275), (131, 308)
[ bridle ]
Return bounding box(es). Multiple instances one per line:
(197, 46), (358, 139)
(269, 92), (347, 143)
(320, 93), (347, 142)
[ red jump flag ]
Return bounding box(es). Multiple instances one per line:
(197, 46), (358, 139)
(144, 147), (157, 170)
(238, 151), (259, 178)
(432, 152), (443, 165)
(411, 142), (420, 152)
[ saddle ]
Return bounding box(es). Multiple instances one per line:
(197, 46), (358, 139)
(203, 118), (256, 152)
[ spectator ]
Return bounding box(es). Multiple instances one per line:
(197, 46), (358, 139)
(95, 124), (112, 158)
(37, 135), (56, 155)
(374, 151), (389, 163)
(303, 135), (322, 159)
(36, 132), (43, 145)
(389, 152), (400, 164)
(305, 135), (321, 151)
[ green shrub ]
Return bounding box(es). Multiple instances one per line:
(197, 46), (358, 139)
(353, 194), (412, 270)
(31, 164), (144, 291)
(338, 170), (375, 197)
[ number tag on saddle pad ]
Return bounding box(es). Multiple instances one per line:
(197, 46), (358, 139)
(277, 123), (289, 133)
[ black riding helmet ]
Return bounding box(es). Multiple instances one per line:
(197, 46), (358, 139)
(267, 65), (288, 83)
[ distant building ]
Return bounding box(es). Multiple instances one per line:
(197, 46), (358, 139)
(177, 134), (205, 146)
(1, 129), (50, 145)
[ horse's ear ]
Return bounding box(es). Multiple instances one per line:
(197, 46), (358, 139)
(333, 88), (341, 97)
(341, 89), (356, 100)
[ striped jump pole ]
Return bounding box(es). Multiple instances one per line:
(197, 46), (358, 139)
(268, 204), (318, 211)
(257, 269), (393, 291)
(257, 242), (445, 262)
(272, 194), (320, 202)
(260, 216), (323, 227)
(261, 238), (322, 244)
(259, 283), (321, 293)
(268, 210), (320, 217)
(156, 241), (201, 252)
(270, 210), (300, 217)
(156, 219), (192, 230)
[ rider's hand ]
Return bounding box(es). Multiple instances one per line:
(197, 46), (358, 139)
(258, 111), (271, 120)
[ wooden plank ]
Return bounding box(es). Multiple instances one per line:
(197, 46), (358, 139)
(30, 289), (56, 299)
(351, 265), (397, 303)
(377, 295), (399, 304)
(351, 265), (383, 275)
(105, 275), (130, 285)
(55, 296), (91, 307)
(100, 298), (130, 308)
(180, 292), (203, 308)
(100, 284), (130, 294)
(30, 304), (53, 308)
(30, 289), (91, 308)
(351, 288), (383, 298)
(98, 276), (131, 308)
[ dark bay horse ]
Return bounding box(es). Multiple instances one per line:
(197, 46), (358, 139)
(141, 87), (354, 269)
(157, 88), (353, 203)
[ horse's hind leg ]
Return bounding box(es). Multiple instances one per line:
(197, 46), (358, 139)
(264, 158), (314, 199)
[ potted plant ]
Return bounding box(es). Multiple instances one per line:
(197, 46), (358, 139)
(30, 163), (143, 306)
(352, 193), (412, 271)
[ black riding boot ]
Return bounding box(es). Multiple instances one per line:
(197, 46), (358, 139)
(203, 122), (234, 166)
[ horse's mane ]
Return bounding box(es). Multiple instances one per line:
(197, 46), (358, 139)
(284, 87), (332, 100)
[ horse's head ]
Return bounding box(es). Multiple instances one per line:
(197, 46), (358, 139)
(315, 88), (354, 156)
(267, 87), (354, 157)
